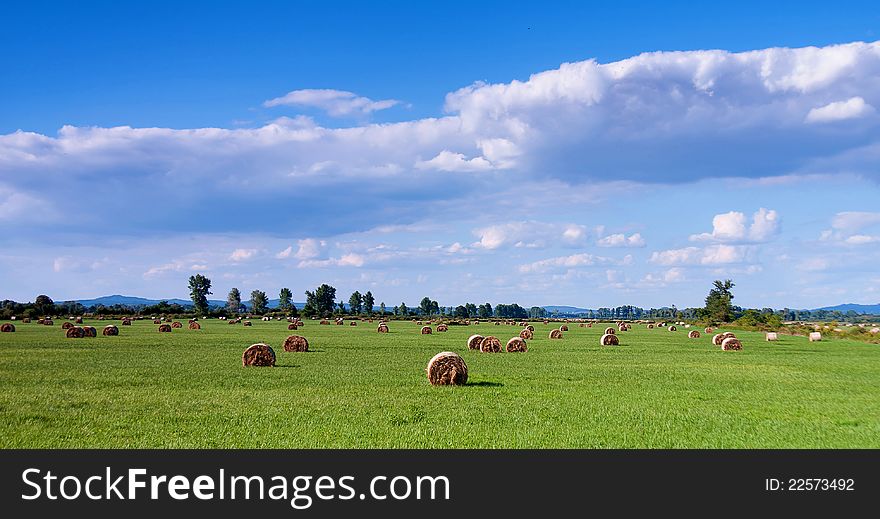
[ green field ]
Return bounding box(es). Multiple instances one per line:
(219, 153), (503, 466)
(1, 319), (878, 448)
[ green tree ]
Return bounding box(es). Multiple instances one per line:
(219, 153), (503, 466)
(379, 302), (386, 315)
(349, 291), (363, 315)
(453, 305), (468, 318)
(704, 279), (735, 323)
(478, 303), (492, 318)
(34, 294), (55, 316)
(363, 291), (375, 315)
(250, 290), (269, 314)
(398, 302), (408, 316)
(188, 274), (212, 315)
(227, 288), (242, 314)
(419, 297), (433, 316)
(304, 284), (337, 317)
(464, 303), (477, 317)
(278, 287), (293, 312)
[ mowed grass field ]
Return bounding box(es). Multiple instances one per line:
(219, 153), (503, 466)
(1, 319), (878, 448)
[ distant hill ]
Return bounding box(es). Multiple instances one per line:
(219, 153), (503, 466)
(812, 303), (880, 314)
(68, 294), (304, 310)
(542, 305), (591, 315)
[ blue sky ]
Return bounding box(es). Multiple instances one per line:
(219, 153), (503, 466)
(2, 1), (880, 309)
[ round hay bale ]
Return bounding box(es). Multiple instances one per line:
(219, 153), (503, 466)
(467, 334), (484, 350)
(809, 332), (822, 342)
(712, 332), (736, 345)
(62, 322), (74, 329)
(287, 323), (298, 330)
(171, 321), (183, 328)
(667, 325), (677, 332)
(705, 327), (714, 333)
(189, 321), (201, 330)
(0, 323), (15, 333)
(43, 319), (53, 326)
(721, 337), (743, 351)
(647, 324), (654, 329)
(320, 320), (330, 325)
(542, 320), (549, 325)
(603, 327), (615, 335)
(618, 324), (628, 332)
(22, 318), (31, 323)
(102, 325), (119, 336)
(66, 326), (84, 338)
(420, 326), (432, 335)
(426, 352), (468, 386)
(600, 333), (619, 346)
(506, 337), (528, 352)
(349, 321), (357, 326)
(766, 332), (778, 341)
(688, 330), (701, 339)
(519, 328), (533, 340)
(243, 321), (252, 327)
(526, 325), (535, 332)
(336, 320), (344, 326)
(479, 336), (502, 353)
(158, 324), (172, 333)
(81, 326), (97, 337)
(282, 335), (309, 352)
(153, 319), (162, 324)
(74, 317), (83, 324)
(560, 324), (569, 331)
(122, 319), (132, 326)
(549, 329), (563, 339)
(437, 324), (448, 332)
(242, 343), (276, 367)
(377, 324), (389, 333)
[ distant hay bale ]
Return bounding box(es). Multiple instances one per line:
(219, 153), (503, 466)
(336, 320), (344, 325)
(75, 317), (83, 324)
(519, 329), (533, 340)
(243, 321), (252, 327)
(62, 322), (74, 329)
(467, 334), (484, 350)
(283, 335), (309, 352)
(82, 326), (97, 337)
(543, 320), (549, 325)
(350, 321), (357, 326)
(579, 323), (585, 328)
(766, 332), (778, 341)
(153, 319), (162, 324)
(242, 343), (276, 367)
(667, 326), (677, 332)
(688, 330), (701, 339)
(288, 323), (298, 330)
(102, 325), (119, 336)
(604, 327), (615, 335)
(320, 320), (329, 325)
(549, 329), (563, 339)
(560, 324), (569, 331)
(437, 324), (448, 332)
(171, 321), (183, 328)
(618, 324), (628, 332)
(721, 337), (743, 351)
(416, 321), (423, 325)
(158, 324), (172, 333)
(479, 336), (502, 353)
(647, 324), (654, 329)
(712, 332), (736, 346)
(66, 326), (85, 338)
(506, 337), (528, 352)
(705, 327), (714, 333)
(421, 326), (433, 335)
(22, 318), (31, 323)
(587, 323), (592, 328)
(0, 323), (15, 333)
(525, 325), (535, 332)
(809, 332), (822, 342)
(122, 319), (132, 326)
(426, 352), (468, 386)
(189, 321), (201, 330)
(600, 333), (619, 346)
(262, 316), (270, 321)
(870, 327), (880, 334)
(43, 319), (53, 326)
(377, 324), (389, 333)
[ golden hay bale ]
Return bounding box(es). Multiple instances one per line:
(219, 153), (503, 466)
(62, 322), (74, 329)
(243, 321), (252, 327)
(153, 319), (162, 324)
(618, 324), (628, 332)
(560, 324), (569, 331)
(519, 329), (533, 340)
(22, 318), (31, 323)
(712, 332), (736, 345)
(288, 323), (298, 330)
(377, 324), (389, 333)
(350, 321), (357, 326)
(43, 319), (54, 326)
(479, 336), (502, 353)
(688, 330), (701, 339)
(667, 325), (677, 332)
(421, 326), (432, 335)
(282, 335), (309, 352)
(543, 320), (549, 325)
(122, 319), (132, 326)
(336, 320), (344, 326)
(242, 343), (276, 367)
(437, 324), (449, 332)
(604, 327), (615, 335)
(0, 323), (15, 333)
(549, 329), (563, 339)
(766, 332), (778, 341)
(102, 325), (119, 336)
(600, 333), (619, 346)
(721, 337), (743, 351)
(525, 325), (534, 332)
(189, 321), (201, 330)
(320, 320), (330, 325)
(705, 327), (714, 333)
(416, 321), (423, 325)
(426, 352), (468, 386)
(579, 323), (585, 328)
(467, 334), (484, 350)
(587, 323), (592, 328)
(66, 326), (85, 338)
(809, 332), (822, 342)
(171, 321), (183, 328)
(75, 317), (83, 324)
(158, 324), (172, 333)
(647, 324), (654, 329)
(82, 326), (97, 337)
(506, 337), (528, 353)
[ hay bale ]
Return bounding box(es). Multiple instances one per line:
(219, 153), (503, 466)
(22, 318), (31, 324)
(604, 327), (615, 335)
(763, 332), (778, 341)
(288, 323), (298, 330)
(171, 321), (183, 328)
(420, 326), (432, 335)
(158, 324), (172, 333)
(647, 324), (654, 329)
(66, 326), (84, 338)
(74, 317), (83, 324)
(82, 326), (97, 337)
(587, 323), (592, 328)
(377, 324), (389, 333)
(519, 329), (533, 340)
(320, 320), (330, 325)
(102, 325), (119, 336)
(721, 337), (743, 351)
(242, 343), (276, 367)
(243, 321), (252, 327)
(426, 352), (468, 386)
(153, 319), (162, 324)
(549, 329), (563, 339)
(618, 324), (628, 332)
(869, 327), (880, 334)
(705, 327), (714, 333)
(667, 325), (677, 332)
(336, 320), (344, 326)
(350, 321), (357, 326)
(282, 335), (309, 352)
(712, 332), (736, 346)
(600, 333), (619, 346)
(525, 325), (535, 332)
(688, 330), (701, 339)
(479, 336), (502, 353)
(506, 337), (528, 352)
(809, 332), (822, 342)
(122, 319), (132, 326)
(189, 321), (201, 330)
(43, 319), (53, 326)
(560, 324), (569, 331)
(62, 322), (74, 329)
(0, 323), (15, 333)
(437, 324), (448, 332)
(467, 334), (484, 350)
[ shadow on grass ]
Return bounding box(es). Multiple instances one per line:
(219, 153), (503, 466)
(466, 381), (503, 387)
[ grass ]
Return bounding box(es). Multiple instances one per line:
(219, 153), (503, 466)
(1, 319), (878, 448)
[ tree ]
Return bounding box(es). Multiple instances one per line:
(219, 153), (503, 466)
(398, 302), (408, 316)
(464, 303), (477, 317)
(478, 303), (492, 319)
(379, 302), (386, 315)
(363, 291), (375, 315)
(304, 284), (337, 317)
(419, 297), (433, 316)
(34, 294), (54, 316)
(188, 274), (212, 316)
(704, 279), (735, 323)
(227, 288), (242, 314)
(453, 305), (469, 318)
(349, 291), (363, 315)
(250, 290), (269, 314)
(278, 287), (293, 312)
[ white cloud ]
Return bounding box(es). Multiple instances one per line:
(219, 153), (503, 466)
(414, 150), (494, 172)
(229, 248), (258, 262)
(597, 232), (646, 248)
(518, 253), (620, 273)
(690, 208), (779, 242)
(297, 253), (365, 269)
(473, 221), (589, 250)
(285, 238), (327, 260)
(650, 244), (750, 266)
(843, 234), (880, 245)
(805, 97), (874, 123)
(831, 211), (880, 233)
(264, 89), (400, 117)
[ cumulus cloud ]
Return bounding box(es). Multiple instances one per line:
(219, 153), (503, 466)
(690, 208), (780, 242)
(805, 97), (874, 123)
(229, 248), (258, 262)
(820, 211), (880, 245)
(518, 252), (622, 273)
(597, 232), (645, 248)
(297, 253), (365, 269)
(264, 89), (400, 116)
(415, 150), (494, 172)
(650, 245), (751, 266)
(472, 221), (589, 249)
